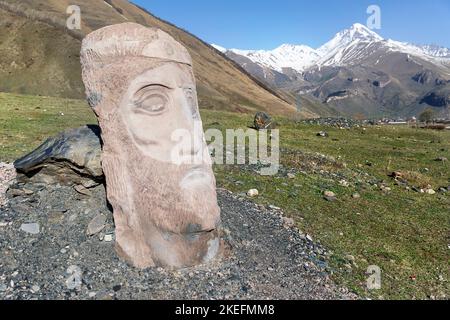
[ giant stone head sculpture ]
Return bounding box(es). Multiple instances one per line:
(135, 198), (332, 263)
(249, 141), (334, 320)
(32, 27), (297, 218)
(80, 23), (221, 269)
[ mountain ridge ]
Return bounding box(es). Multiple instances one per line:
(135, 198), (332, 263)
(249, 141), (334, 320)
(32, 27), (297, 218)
(217, 23), (450, 73)
(218, 23), (450, 118)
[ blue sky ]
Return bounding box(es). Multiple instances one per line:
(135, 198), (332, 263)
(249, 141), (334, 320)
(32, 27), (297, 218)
(132, 0), (450, 50)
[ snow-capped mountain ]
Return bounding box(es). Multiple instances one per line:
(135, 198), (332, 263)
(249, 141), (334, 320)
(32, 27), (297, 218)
(215, 23), (450, 72)
(316, 23), (383, 64)
(215, 23), (450, 118)
(222, 44), (320, 73)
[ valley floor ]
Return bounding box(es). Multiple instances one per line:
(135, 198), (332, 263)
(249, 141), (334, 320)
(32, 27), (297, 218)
(0, 93), (449, 299)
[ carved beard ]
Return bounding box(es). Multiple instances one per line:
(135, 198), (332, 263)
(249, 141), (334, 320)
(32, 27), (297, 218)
(100, 116), (221, 268)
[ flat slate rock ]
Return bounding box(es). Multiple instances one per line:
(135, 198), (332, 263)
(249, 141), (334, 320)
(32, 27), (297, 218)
(0, 182), (355, 300)
(14, 125), (103, 187)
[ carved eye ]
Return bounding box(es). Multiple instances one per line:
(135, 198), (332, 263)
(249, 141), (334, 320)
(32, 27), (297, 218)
(133, 85), (170, 116)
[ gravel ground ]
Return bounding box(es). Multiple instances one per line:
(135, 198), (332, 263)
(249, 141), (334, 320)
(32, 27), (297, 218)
(0, 180), (356, 300)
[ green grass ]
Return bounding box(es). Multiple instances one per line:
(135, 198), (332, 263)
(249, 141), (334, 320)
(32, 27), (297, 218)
(0, 92), (96, 160)
(1, 92), (449, 299)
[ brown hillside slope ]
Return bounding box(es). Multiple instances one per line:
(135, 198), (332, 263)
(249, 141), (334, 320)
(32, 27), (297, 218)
(0, 0), (316, 117)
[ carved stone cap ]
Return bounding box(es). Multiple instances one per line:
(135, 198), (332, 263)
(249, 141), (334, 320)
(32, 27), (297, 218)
(81, 22), (192, 68)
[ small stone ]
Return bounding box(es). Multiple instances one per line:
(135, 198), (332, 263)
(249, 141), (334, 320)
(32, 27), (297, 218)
(282, 217), (295, 228)
(65, 265), (82, 290)
(104, 234), (114, 242)
(9, 189), (25, 197)
(306, 234), (313, 242)
(86, 214), (107, 236)
(317, 131), (329, 137)
(323, 190), (336, 201)
(339, 180), (350, 187)
(352, 193), (361, 199)
(113, 284), (122, 292)
(0, 284), (7, 292)
(247, 189), (259, 197)
(89, 292), (97, 298)
(74, 185), (92, 196)
(438, 187), (448, 193)
(31, 285), (40, 293)
(20, 223), (40, 235)
(324, 191), (336, 198)
(435, 157), (448, 162)
(345, 255), (356, 262)
(425, 189), (436, 195)
(22, 189), (34, 195)
(389, 171), (403, 179)
(287, 173), (296, 179)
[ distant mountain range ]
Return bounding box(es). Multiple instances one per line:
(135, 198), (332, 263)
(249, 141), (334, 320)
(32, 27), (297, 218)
(214, 23), (450, 118)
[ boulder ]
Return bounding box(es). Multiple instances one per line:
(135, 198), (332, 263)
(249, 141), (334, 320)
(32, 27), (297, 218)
(14, 125), (103, 187)
(254, 112), (274, 130)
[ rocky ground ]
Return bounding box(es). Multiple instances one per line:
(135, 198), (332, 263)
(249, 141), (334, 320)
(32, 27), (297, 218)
(298, 117), (366, 129)
(0, 178), (356, 300)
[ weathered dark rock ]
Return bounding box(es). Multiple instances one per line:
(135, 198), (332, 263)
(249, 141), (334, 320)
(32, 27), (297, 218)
(14, 125), (103, 187)
(254, 112), (274, 130)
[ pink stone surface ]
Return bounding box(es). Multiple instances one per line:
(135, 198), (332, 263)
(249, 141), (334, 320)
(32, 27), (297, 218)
(80, 23), (221, 269)
(0, 162), (16, 207)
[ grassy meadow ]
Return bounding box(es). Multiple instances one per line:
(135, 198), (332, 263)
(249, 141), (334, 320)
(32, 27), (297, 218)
(0, 92), (449, 299)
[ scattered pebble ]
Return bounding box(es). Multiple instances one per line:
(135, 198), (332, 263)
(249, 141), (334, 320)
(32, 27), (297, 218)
(74, 185), (92, 196)
(65, 265), (82, 290)
(317, 131), (329, 138)
(86, 214), (107, 236)
(339, 180), (350, 187)
(323, 190), (337, 201)
(282, 217), (295, 228)
(352, 193), (361, 199)
(20, 223), (40, 235)
(247, 189), (259, 197)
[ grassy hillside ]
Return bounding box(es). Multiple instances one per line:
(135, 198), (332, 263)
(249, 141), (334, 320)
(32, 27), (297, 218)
(1, 92), (449, 299)
(0, 0), (317, 117)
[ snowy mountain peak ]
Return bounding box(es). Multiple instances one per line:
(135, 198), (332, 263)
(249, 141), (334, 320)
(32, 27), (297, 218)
(213, 23), (450, 73)
(317, 23), (383, 57)
(347, 23), (384, 41)
(224, 43), (320, 73)
(273, 44), (317, 54)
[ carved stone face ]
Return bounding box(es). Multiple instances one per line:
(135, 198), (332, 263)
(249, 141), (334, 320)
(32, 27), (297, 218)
(81, 23), (221, 269)
(120, 63), (202, 162)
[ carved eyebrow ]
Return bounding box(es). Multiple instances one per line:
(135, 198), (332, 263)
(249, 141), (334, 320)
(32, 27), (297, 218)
(137, 84), (172, 92)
